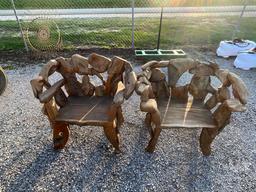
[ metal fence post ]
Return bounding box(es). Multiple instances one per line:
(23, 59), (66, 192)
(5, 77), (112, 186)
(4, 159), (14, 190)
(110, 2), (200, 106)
(131, 0), (135, 49)
(157, 7), (163, 50)
(232, 0), (248, 39)
(10, 0), (29, 52)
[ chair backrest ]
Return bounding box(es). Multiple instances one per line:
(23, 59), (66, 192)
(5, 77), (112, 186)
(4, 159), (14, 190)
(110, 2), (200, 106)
(31, 53), (137, 108)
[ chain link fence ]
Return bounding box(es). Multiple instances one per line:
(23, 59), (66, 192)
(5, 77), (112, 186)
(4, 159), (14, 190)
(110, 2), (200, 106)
(0, 0), (256, 51)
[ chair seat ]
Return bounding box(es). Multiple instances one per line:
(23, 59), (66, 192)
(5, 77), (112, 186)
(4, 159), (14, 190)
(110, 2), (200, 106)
(157, 97), (217, 129)
(55, 96), (114, 126)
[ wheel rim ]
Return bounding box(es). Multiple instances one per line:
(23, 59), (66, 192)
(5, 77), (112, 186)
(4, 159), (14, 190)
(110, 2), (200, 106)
(26, 17), (61, 52)
(0, 68), (7, 95)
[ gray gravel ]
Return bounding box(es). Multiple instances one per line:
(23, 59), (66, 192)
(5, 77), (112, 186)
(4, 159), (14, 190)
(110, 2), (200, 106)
(0, 53), (256, 192)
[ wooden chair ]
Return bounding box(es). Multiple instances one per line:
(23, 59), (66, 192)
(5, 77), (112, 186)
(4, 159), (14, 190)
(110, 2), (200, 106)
(31, 53), (137, 153)
(136, 58), (248, 155)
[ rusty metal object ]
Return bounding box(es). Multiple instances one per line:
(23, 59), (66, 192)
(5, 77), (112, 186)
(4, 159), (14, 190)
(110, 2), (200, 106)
(0, 67), (7, 95)
(26, 17), (62, 52)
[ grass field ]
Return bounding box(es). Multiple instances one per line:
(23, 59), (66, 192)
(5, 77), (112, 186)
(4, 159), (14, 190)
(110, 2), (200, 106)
(1, 17), (256, 51)
(1, 0), (256, 9)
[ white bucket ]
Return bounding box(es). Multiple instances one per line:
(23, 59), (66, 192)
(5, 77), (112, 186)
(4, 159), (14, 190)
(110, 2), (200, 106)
(217, 40), (256, 58)
(234, 49), (256, 70)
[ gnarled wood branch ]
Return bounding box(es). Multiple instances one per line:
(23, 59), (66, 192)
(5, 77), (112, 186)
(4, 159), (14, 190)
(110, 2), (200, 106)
(88, 53), (111, 73)
(141, 60), (159, 70)
(124, 71), (137, 99)
(168, 58), (198, 86)
(39, 59), (59, 82)
(39, 79), (65, 103)
(113, 81), (125, 106)
(228, 72), (249, 105)
(71, 54), (90, 75)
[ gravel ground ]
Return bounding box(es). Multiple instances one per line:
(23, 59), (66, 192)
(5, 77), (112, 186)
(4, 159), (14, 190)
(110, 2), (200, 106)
(0, 51), (255, 192)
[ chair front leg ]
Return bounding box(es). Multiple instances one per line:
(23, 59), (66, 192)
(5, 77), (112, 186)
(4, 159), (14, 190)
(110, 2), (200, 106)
(145, 111), (161, 153)
(103, 122), (121, 153)
(116, 106), (124, 128)
(53, 122), (70, 150)
(199, 127), (219, 156)
(145, 126), (161, 153)
(145, 113), (154, 137)
(43, 99), (70, 149)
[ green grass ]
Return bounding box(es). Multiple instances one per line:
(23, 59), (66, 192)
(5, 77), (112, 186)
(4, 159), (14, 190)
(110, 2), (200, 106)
(1, 17), (256, 51)
(2, 65), (16, 70)
(1, 0), (256, 9)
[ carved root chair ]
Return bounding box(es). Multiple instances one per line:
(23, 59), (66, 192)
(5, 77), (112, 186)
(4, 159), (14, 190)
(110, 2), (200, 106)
(31, 53), (137, 153)
(136, 58), (248, 155)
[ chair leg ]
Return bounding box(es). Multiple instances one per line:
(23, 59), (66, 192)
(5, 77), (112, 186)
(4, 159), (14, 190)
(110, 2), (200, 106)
(145, 126), (161, 153)
(52, 122), (70, 150)
(199, 127), (219, 156)
(116, 107), (124, 128)
(103, 122), (121, 153)
(145, 113), (153, 137)
(145, 111), (161, 153)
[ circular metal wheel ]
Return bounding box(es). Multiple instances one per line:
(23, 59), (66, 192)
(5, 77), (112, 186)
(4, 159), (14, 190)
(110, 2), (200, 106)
(26, 17), (61, 51)
(0, 67), (7, 95)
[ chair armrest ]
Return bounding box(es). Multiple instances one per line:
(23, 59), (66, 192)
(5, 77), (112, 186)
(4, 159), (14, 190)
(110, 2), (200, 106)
(108, 81), (125, 122)
(124, 71), (137, 99)
(212, 98), (246, 131)
(113, 81), (125, 106)
(137, 83), (159, 113)
(224, 98), (246, 112)
(31, 76), (44, 99)
(140, 99), (158, 113)
(38, 79), (65, 103)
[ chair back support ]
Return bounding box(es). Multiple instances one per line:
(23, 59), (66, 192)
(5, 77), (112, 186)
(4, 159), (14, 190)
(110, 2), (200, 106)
(31, 53), (137, 109)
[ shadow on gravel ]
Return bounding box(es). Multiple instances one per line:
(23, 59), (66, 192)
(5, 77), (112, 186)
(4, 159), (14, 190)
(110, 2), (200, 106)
(88, 151), (120, 191)
(115, 122), (160, 191)
(6, 144), (60, 192)
(74, 122), (156, 191)
(71, 139), (112, 191)
(0, 151), (25, 180)
(186, 130), (213, 191)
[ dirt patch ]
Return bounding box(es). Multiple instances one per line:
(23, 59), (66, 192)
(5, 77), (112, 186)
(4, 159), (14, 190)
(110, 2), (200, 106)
(0, 45), (218, 68)
(0, 48), (135, 66)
